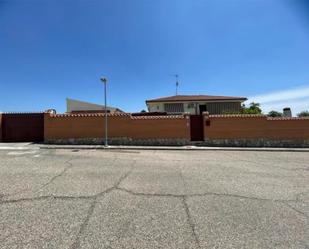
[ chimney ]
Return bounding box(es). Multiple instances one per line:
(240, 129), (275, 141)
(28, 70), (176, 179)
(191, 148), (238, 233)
(283, 107), (292, 117)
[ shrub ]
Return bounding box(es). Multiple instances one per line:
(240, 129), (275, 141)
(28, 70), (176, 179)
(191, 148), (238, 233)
(267, 110), (283, 117)
(297, 110), (309, 117)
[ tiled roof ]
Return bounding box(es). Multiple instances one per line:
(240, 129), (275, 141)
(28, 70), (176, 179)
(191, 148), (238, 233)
(50, 113), (130, 118)
(131, 115), (186, 120)
(267, 117), (309, 120)
(209, 114), (266, 118)
(146, 95), (247, 103)
(2, 112), (45, 114)
(48, 112), (187, 120)
(208, 114), (309, 120)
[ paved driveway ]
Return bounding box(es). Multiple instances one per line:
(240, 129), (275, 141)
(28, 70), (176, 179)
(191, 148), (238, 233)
(0, 147), (308, 249)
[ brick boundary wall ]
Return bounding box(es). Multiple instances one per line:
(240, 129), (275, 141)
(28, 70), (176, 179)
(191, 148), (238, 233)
(44, 112), (191, 145)
(203, 113), (309, 147)
(44, 112), (309, 147)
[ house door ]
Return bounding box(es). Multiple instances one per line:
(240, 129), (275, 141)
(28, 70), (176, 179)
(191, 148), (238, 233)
(190, 115), (204, 141)
(199, 105), (207, 115)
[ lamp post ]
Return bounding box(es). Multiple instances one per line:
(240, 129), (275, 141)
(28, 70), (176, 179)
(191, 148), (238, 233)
(100, 77), (108, 146)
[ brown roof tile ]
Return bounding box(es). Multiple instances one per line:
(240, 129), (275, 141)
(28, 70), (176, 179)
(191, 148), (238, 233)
(146, 95), (247, 103)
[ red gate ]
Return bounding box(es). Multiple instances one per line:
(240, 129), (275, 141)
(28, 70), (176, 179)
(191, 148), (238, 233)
(2, 113), (44, 142)
(190, 115), (204, 141)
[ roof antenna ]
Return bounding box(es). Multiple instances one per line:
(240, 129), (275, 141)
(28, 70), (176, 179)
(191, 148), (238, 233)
(173, 74), (179, 95)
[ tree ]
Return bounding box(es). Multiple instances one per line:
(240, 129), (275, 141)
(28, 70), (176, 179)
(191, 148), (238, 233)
(222, 110), (242, 114)
(222, 102), (263, 115)
(297, 110), (309, 117)
(267, 110), (283, 117)
(242, 102), (262, 114)
(140, 109), (147, 113)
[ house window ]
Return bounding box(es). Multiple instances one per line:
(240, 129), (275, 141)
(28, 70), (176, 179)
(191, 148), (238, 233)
(164, 103), (184, 113)
(187, 102), (195, 108)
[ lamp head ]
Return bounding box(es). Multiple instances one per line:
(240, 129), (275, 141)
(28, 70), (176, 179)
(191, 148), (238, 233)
(100, 77), (108, 84)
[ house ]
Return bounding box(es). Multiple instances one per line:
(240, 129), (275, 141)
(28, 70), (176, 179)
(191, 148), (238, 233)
(66, 98), (124, 114)
(146, 95), (247, 115)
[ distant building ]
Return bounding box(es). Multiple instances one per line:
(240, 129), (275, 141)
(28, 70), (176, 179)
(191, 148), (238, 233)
(283, 107), (292, 117)
(146, 95), (247, 115)
(66, 98), (123, 114)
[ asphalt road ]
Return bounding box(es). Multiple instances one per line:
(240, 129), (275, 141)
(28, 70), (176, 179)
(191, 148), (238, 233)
(0, 146), (308, 249)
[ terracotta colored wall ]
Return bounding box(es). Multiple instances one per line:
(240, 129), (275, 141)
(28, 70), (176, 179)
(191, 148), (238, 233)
(204, 115), (309, 140)
(44, 113), (190, 140)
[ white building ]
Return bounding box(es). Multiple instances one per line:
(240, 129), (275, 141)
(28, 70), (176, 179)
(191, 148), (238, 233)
(66, 98), (123, 114)
(146, 95), (247, 115)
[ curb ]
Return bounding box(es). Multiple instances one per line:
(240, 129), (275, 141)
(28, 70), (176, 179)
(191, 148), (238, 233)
(38, 145), (309, 152)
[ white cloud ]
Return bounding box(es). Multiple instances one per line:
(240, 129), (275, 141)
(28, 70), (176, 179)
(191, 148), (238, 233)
(247, 86), (309, 116)
(261, 98), (309, 115)
(248, 86), (309, 104)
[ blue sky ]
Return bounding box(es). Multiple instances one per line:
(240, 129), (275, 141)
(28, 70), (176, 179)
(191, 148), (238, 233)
(0, 0), (309, 114)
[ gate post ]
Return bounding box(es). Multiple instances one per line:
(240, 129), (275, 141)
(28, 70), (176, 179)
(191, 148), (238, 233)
(184, 113), (191, 141)
(202, 112), (210, 140)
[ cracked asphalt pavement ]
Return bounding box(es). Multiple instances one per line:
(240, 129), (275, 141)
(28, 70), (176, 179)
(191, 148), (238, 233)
(0, 147), (308, 248)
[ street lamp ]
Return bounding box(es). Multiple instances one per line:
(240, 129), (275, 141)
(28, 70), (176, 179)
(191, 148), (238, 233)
(100, 77), (108, 146)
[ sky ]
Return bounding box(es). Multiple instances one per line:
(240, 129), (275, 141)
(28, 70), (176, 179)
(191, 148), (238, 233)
(0, 0), (309, 115)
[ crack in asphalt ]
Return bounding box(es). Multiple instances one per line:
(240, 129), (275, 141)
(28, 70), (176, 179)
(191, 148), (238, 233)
(178, 163), (187, 190)
(0, 195), (93, 204)
(114, 166), (134, 188)
(115, 187), (297, 203)
(70, 198), (97, 249)
(115, 187), (183, 198)
(182, 196), (201, 249)
(225, 152), (309, 172)
(1, 186), (299, 206)
(284, 202), (309, 219)
(5, 155), (76, 198)
(1, 152), (307, 249)
(179, 164), (201, 248)
(0, 159), (135, 205)
(34, 157), (75, 194)
(69, 161), (135, 249)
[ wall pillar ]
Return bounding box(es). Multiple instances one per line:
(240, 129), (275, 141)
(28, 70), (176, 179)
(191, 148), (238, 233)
(202, 111), (210, 140)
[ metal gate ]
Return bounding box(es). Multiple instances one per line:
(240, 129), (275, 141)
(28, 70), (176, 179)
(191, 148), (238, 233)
(190, 115), (204, 141)
(2, 113), (44, 142)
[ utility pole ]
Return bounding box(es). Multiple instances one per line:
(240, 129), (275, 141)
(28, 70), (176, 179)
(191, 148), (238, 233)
(100, 77), (108, 146)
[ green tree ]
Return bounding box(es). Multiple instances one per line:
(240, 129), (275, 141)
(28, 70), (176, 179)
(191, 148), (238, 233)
(242, 102), (262, 114)
(222, 102), (263, 115)
(222, 110), (242, 114)
(267, 110), (283, 117)
(140, 109), (147, 113)
(297, 110), (309, 117)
